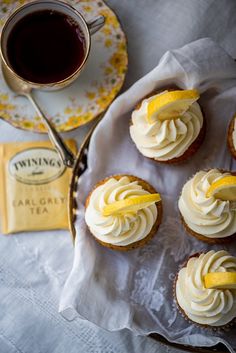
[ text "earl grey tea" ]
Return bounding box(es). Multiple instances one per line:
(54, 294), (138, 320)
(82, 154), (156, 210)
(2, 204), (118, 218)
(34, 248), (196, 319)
(0, 140), (77, 234)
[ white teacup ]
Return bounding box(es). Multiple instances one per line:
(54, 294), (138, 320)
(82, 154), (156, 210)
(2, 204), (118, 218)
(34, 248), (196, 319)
(0, 0), (105, 90)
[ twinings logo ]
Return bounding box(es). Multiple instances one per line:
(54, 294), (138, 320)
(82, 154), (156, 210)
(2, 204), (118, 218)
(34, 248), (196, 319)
(9, 147), (66, 185)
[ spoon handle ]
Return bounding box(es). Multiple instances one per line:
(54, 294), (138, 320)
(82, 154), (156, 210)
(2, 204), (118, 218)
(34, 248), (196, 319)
(26, 93), (75, 168)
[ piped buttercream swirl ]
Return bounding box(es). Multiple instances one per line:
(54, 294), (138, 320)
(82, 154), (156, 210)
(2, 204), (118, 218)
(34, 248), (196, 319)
(176, 250), (236, 326)
(130, 93), (203, 161)
(85, 176), (158, 246)
(178, 169), (236, 238)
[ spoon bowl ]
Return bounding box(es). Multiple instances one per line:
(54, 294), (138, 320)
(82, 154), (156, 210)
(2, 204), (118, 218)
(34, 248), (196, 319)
(1, 61), (75, 168)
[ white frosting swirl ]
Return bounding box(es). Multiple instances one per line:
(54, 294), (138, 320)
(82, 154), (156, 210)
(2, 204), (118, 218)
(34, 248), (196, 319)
(178, 169), (236, 238)
(130, 93), (203, 161)
(233, 117), (236, 150)
(85, 176), (158, 246)
(176, 250), (236, 326)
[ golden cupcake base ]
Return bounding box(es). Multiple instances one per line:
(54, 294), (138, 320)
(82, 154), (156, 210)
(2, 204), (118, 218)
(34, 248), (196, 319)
(180, 169), (236, 244)
(85, 174), (163, 251)
(180, 214), (236, 244)
(173, 253), (236, 330)
(130, 87), (206, 164)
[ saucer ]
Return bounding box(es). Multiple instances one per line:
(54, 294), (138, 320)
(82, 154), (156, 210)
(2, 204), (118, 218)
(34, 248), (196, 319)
(0, 0), (128, 133)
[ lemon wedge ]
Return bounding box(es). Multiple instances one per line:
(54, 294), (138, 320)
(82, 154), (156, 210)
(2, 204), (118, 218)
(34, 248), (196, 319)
(147, 89), (200, 123)
(206, 176), (236, 201)
(204, 272), (236, 289)
(102, 194), (161, 216)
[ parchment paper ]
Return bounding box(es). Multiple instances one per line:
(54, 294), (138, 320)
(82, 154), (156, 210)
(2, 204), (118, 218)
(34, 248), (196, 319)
(60, 38), (236, 353)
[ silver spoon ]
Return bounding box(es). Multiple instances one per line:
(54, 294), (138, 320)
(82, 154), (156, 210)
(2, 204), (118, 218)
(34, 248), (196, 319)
(2, 62), (75, 168)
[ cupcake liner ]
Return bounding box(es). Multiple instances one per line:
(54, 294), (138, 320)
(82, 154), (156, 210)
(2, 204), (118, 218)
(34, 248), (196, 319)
(173, 253), (236, 331)
(227, 114), (236, 159)
(85, 174), (163, 251)
(130, 87), (206, 164)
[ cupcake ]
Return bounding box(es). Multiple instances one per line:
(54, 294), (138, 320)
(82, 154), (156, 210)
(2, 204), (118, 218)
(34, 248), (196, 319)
(178, 169), (236, 243)
(85, 175), (162, 251)
(227, 114), (236, 159)
(175, 250), (236, 328)
(130, 88), (205, 163)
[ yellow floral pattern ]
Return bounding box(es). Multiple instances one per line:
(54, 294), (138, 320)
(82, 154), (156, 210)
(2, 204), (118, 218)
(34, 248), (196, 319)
(0, 0), (128, 133)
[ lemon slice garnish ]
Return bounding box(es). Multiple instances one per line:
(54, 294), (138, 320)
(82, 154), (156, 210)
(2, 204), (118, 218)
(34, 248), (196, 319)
(102, 194), (161, 216)
(206, 176), (236, 201)
(204, 272), (236, 289)
(147, 89), (200, 123)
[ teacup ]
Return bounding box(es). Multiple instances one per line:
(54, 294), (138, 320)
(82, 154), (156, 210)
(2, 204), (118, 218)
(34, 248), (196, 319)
(0, 0), (105, 90)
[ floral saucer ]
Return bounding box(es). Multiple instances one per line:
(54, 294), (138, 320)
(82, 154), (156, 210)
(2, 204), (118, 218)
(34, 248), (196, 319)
(0, 0), (128, 132)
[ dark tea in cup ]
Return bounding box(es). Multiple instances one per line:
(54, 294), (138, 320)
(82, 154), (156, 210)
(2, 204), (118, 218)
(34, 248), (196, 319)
(7, 9), (86, 84)
(0, 0), (105, 90)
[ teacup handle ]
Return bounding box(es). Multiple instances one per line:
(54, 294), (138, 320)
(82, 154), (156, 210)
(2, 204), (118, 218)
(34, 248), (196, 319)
(87, 16), (105, 35)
